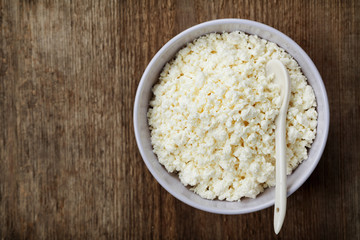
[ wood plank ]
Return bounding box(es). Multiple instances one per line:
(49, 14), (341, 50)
(0, 0), (358, 239)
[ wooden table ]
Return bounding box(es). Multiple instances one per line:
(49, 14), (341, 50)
(1, 0), (359, 239)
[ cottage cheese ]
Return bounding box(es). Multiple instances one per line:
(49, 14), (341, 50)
(147, 32), (317, 201)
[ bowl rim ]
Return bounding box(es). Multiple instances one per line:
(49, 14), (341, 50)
(133, 18), (330, 214)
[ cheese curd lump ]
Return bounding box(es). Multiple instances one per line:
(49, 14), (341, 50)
(147, 31), (317, 201)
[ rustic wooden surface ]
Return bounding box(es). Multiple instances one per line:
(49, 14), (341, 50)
(0, 0), (359, 239)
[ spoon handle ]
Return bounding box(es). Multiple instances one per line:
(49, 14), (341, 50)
(274, 109), (287, 234)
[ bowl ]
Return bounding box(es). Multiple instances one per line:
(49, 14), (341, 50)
(133, 19), (329, 214)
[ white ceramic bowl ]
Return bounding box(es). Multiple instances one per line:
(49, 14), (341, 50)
(134, 19), (329, 214)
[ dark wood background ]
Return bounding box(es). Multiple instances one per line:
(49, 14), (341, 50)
(0, 0), (359, 239)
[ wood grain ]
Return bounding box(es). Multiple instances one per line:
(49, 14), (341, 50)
(0, 0), (359, 239)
